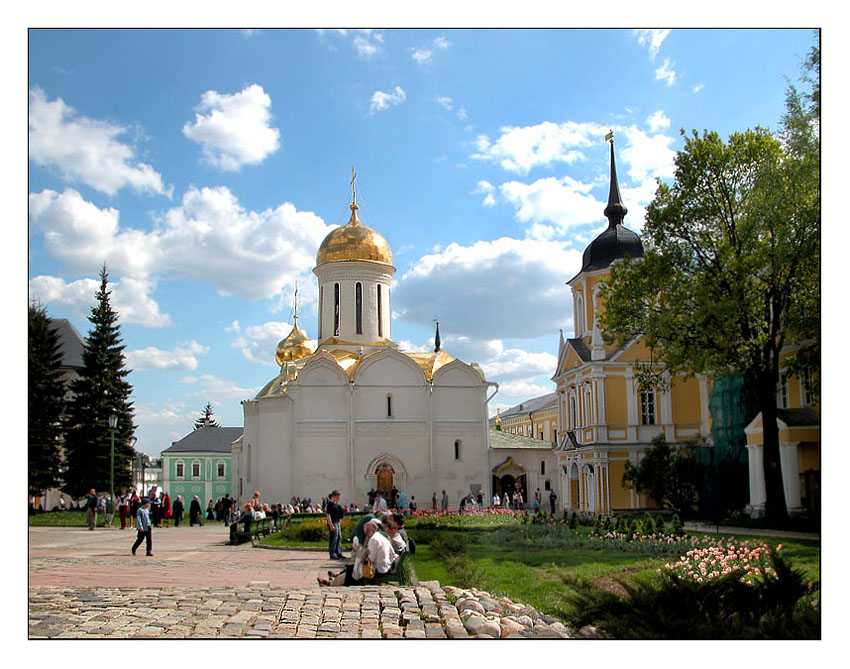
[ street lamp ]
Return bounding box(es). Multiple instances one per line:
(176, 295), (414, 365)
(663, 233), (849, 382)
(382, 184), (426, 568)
(108, 414), (118, 523)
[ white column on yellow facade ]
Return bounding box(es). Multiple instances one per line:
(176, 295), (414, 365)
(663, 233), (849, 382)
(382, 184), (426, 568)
(661, 371), (674, 441)
(591, 283), (605, 361)
(625, 371), (638, 441)
(746, 443), (766, 516)
(779, 441), (803, 515)
(593, 372), (606, 442)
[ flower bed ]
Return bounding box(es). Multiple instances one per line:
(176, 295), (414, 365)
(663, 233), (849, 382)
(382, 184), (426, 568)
(663, 540), (781, 584)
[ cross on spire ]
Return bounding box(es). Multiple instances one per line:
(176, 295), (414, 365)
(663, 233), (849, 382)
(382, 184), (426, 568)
(350, 165), (357, 206)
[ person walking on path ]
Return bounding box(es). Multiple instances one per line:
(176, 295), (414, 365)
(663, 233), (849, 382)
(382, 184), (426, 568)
(131, 498), (153, 556)
(172, 495), (184, 527)
(85, 488), (98, 530)
(441, 490), (449, 511)
(326, 490), (345, 560)
(549, 489), (558, 514)
(117, 489), (129, 529)
(129, 489), (140, 529)
(162, 492), (172, 528)
(189, 495), (203, 526)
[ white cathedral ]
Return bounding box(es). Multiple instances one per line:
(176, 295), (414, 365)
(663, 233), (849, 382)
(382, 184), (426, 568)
(231, 187), (498, 506)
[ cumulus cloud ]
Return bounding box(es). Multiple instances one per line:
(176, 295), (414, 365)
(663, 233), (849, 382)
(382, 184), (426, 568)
(125, 341), (210, 371)
(29, 185), (334, 326)
(395, 237), (579, 340)
(352, 30), (385, 58)
(474, 181), (496, 207)
(180, 374), (262, 402)
(28, 87), (170, 197)
(655, 59), (677, 86)
(476, 121), (676, 238)
(28, 274), (172, 327)
(182, 84), (281, 171)
(634, 29), (670, 60)
(231, 320), (317, 366)
(472, 121), (605, 174)
(410, 35), (450, 64)
(369, 86), (406, 114)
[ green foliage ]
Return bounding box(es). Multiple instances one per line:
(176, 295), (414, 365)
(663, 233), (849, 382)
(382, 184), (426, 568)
(621, 435), (704, 515)
(193, 402), (221, 429)
(62, 267), (136, 498)
(642, 513), (657, 535)
(671, 514), (684, 536)
(569, 512), (578, 529)
(561, 551), (819, 639)
(28, 302), (66, 496)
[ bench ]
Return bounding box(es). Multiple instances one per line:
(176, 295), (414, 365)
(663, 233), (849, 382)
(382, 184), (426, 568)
(250, 517), (271, 544)
(370, 551), (412, 586)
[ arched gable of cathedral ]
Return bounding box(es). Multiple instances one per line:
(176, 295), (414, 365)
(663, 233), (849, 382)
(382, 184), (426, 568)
(432, 359), (485, 387)
(294, 352), (350, 387)
(353, 348), (427, 387)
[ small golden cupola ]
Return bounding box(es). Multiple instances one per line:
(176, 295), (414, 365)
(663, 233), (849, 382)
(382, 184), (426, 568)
(275, 313), (314, 367)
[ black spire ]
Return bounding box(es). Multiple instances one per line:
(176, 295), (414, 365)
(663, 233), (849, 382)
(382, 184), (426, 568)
(603, 135), (628, 226)
(434, 320), (441, 352)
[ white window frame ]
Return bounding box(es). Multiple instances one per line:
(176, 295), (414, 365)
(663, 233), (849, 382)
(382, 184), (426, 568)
(191, 460), (201, 479)
(175, 460), (185, 480)
(216, 461), (226, 479)
(641, 388), (657, 426)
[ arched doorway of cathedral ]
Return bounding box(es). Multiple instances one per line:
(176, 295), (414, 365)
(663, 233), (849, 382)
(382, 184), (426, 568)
(364, 453), (409, 501)
(583, 464), (596, 514)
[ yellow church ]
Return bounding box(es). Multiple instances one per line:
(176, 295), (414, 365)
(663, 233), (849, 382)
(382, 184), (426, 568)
(551, 139), (713, 516)
(549, 138), (819, 519)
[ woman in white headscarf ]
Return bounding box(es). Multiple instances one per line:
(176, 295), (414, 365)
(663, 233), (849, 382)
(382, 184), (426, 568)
(189, 495), (203, 526)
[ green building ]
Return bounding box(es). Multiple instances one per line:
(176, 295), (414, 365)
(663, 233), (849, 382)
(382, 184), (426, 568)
(161, 426), (242, 505)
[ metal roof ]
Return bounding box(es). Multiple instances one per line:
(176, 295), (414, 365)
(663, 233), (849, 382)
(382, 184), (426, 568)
(50, 318), (85, 370)
(497, 392), (557, 419)
(161, 426), (243, 454)
(489, 428), (554, 450)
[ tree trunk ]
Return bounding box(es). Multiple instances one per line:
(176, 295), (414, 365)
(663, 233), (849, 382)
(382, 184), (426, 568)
(755, 374), (788, 523)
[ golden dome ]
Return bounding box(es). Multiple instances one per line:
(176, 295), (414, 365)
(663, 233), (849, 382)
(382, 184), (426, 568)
(275, 315), (314, 366)
(315, 204), (393, 266)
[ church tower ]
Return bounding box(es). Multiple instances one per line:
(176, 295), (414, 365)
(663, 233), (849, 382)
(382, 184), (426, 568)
(313, 170), (396, 351)
(567, 135), (644, 360)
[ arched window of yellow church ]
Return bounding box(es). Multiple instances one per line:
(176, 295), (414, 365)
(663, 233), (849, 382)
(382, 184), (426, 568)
(641, 388), (656, 425)
(356, 282), (363, 334)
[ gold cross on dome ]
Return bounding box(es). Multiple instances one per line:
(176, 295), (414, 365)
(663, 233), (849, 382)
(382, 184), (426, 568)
(605, 130), (614, 144)
(350, 165), (357, 205)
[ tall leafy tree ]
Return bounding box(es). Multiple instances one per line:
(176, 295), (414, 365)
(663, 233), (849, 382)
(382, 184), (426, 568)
(28, 302), (66, 497)
(600, 48), (819, 522)
(194, 402), (220, 429)
(62, 266), (137, 498)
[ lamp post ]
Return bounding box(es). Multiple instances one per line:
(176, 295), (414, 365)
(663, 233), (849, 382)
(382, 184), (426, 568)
(108, 414), (118, 520)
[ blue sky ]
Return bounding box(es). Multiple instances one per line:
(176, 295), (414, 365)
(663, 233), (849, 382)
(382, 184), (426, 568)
(27, 27), (818, 456)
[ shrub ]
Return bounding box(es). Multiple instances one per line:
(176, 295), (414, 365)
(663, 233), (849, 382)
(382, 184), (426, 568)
(561, 549), (819, 639)
(643, 513), (657, 535)
(671, 514), (684, 536)
(569, 512), (578, 529)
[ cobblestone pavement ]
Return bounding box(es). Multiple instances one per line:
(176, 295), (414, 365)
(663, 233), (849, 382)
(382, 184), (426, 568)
(29, 525), (569, 639)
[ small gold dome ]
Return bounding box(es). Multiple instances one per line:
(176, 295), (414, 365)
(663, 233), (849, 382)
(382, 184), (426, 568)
(315, 205), (393, 266)
(275, 315), (314, 366)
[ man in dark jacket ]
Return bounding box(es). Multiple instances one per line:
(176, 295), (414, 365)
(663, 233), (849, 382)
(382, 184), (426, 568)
(189, 495), (203, 526)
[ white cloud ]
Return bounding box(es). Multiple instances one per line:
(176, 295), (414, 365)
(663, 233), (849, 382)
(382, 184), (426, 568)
(472, 121), (605, 174)
(693, 82), (705, 94)
(28, 274), (172, 327)
(28, 88), (169, 197)
(411, 36), (450, 64)
(474, 180), (496, 207)
(29, 186), (334, 325)
(180, 374), (262, 402)
(125, 341), (210, 371)
(411, 47), (433, 63)
(437, 96), (453, 111)
(231, 320), (316, 366)
(634, 29), (670, 60)
(241, 29), (261, 37)
(655, 59), (677, 86)
(496, 380), (554, 399)
(395, 237), (578, 340)
(619, 127), (676, 183)
(500, 176), (604, 238)
(647, 110), (670, 133)
(182, 84), (281, 171)
(369, 86), (406, 114)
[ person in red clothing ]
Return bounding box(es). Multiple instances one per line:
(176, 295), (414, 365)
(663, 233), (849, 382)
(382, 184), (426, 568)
(162, 492), (173, 528)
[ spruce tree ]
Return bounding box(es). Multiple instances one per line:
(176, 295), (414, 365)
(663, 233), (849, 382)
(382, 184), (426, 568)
(62, 266), (136, 498)
(28, 302), (66, 497)
(193, 402), (220, 429)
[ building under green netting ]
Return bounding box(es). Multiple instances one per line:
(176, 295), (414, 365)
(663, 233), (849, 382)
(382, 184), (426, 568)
(694, 373), (759, 519)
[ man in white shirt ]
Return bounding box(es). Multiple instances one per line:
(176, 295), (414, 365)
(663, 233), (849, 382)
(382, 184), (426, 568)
(318, 519), (397, 586)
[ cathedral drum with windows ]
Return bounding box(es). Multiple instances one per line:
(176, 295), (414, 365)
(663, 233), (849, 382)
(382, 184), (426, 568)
(551, 138), (712, 516)
(232, 182), (496, 507)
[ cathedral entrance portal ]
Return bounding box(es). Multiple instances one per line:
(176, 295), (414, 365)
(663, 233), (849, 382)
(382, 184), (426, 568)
(376, 463), (394, 497)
